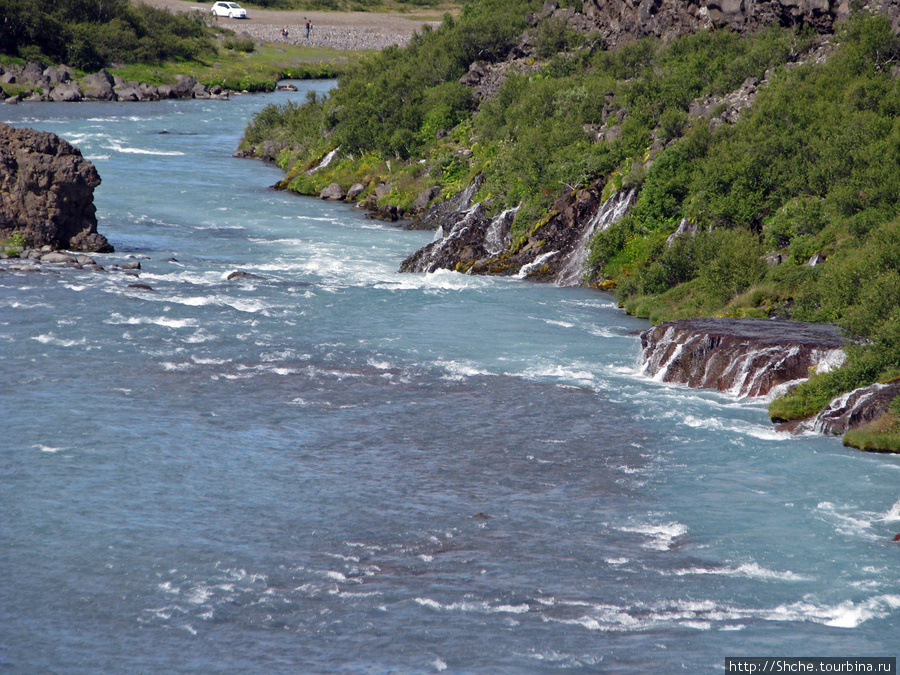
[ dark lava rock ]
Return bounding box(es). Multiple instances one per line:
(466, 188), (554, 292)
(227, 270), (262, 280)
(640, 318), (847, 398)
(806, 381), (900, 435)
(0, 122), (112, 252)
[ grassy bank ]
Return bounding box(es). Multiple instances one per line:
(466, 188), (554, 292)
(110, 42), (355, 91)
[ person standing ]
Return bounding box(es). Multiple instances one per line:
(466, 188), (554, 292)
(305, 19), (312, 39)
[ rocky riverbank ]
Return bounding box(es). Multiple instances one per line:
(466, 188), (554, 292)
(0, 64), (230, 104)
(638, 318), (900, 450)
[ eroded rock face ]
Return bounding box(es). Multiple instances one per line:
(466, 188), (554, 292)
(805, 382), (900, 435)
(400, 178), (634, 286)
(639, 318), (846, 398)
(0, 122), (112, 252)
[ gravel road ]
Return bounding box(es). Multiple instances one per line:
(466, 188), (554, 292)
(137, 0), (438, 50)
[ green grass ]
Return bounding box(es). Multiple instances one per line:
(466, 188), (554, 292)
(843, 412), (900, 453)
(110, 42), (360, 91)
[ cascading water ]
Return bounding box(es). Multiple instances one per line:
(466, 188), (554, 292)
(483, 206), (518, 256)
(806, 381), (900, 435)
(515, 250), (559, 278)
(639, 319), (847, 398)
(305, 146), (340, 174)
(554, 189), (635, 287)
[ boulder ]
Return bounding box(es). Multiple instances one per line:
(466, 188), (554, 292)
(374, 182), (393, 200)
(191, 81), (211, 99)
(227, 270), (263, 280)
(21, 62), (47, 86)
(0, 122), (112, 252)
(40, 252), (76, 263)
(81, 70), (116, 101)
(43, 66), (70, 85)
(411, 186), (441, 212)
(346, 182), (367, 201)
(49, 84), (83, 102)
(114, 85), (142, 102)
(139, 83), (160, 100)
(173, 75), (198, 98)
(319, 183), (345, 201)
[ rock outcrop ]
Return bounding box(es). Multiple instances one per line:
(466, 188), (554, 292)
(639, 318), (846, 398)
(399, 178), (634, 286)
(805, 382), (900, 435)
(580, 0), (872, 46)
(0, 122), (112, 252)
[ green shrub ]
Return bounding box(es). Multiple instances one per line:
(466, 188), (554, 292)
(223, 36), (256, 53)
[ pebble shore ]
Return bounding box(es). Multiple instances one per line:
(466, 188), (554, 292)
(230, 21), (416, 51)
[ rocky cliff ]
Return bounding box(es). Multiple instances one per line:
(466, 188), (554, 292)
(0, 122), (112, 252)
(639, 318), (846, 398)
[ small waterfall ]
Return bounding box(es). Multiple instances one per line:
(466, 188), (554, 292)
(805, 382), (895, 435)
(638, 326), (681, 379)
(810, 348), (847, 374)
(305, 147), (340, 175)
(555, 189), (635, 287)
(516, 251), (559, 279)
(639, 320), (848, 399)
(721, 345), (800, 398)
(420, 203), (484, 273)
(484, 206), (518, 256)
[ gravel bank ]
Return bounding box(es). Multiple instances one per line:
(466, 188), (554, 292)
(228, 21), (414, 51)
(137, 0), (435, 51)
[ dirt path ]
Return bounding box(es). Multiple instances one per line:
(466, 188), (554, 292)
(137, 0), (440, 49)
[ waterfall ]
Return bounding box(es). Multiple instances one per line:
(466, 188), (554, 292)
(555, 189), (635, 287)
(516, 251), (559, 279)
(484, 206), (518, 256)
(419, 203), (485, 273)
(639, 319), (847, 399)
(805, 381), (894, 435)
(305, 147), (340, 175)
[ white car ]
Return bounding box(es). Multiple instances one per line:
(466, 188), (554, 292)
(211, 2), (247, 18)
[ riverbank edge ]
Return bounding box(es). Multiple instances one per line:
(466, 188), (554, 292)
(236, 142), (900, 453)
